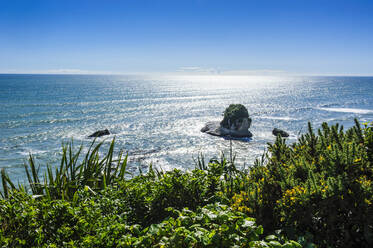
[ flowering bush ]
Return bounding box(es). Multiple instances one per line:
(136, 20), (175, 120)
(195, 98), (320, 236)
(232, 120), (373, 247)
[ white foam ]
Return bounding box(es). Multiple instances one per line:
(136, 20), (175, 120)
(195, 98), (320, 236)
(260, 116), (297, 121)
(141, 157), (184, 172)
(18, 149), (47, 156)
(318, 107), (373, 114)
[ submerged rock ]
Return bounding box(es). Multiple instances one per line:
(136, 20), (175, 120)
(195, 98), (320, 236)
(88, 129), (110, 138)
(201, 104), (253, 138)
(272, 128), (289, 137)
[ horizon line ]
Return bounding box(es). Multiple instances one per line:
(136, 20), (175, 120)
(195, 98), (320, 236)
(1, 72), (373, 77)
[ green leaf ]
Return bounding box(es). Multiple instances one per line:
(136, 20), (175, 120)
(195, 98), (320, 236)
(241, 219), (255, 228)
(265, 235), (277, 241)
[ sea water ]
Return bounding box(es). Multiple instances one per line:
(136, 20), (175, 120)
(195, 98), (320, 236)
(1, 74), (372, 184)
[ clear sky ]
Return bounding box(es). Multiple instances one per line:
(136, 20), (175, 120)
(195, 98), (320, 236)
(1, 0), (372, 75)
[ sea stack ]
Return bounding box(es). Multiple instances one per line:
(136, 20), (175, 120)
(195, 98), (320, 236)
(201, 104), (253, 138)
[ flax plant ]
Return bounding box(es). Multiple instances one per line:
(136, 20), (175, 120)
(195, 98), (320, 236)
(1, 138), (129, 200)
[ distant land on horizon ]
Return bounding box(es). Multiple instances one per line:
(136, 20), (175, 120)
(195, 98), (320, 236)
(1, 72), (373, 77)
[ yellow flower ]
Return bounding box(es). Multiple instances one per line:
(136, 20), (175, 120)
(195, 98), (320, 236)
(354, 158), (362, 163)
(327, 145), (331, 150)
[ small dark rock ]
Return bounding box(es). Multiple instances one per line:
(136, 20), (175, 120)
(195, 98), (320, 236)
(272, 128), (289, 137)
(88, 129), (110, 138)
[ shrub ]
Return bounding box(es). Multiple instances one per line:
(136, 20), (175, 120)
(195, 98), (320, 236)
(0, 190), (301, 247)
(232, 120), (373, 247)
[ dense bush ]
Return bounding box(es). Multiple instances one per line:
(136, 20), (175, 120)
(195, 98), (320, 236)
(1, 120), (372, 247)
(0, 187), (300, 247)
(231, 120), (373, 247)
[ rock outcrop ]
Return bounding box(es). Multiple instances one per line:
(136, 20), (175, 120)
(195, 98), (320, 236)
(201, 104), (253, 138)
(272, 128), (289, 137)
(88, 129), (110, 138)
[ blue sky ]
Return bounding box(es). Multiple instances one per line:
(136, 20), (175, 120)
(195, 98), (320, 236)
(0, 0), (372, 75)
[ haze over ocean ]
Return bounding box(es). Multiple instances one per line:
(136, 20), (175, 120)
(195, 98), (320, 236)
(1, 74), (372, 183)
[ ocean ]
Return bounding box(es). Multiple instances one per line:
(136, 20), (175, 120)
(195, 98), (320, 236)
(1, 74), (373, 184)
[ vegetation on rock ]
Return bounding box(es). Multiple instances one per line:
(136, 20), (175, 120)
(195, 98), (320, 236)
(220, 104), (250, 128)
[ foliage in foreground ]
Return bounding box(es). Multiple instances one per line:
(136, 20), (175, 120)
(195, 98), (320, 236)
(0, 190), (300, 247)
(0, 142), (300, 248)
(1, 138), (128, 201)
(232, 120), (373, 247)
(1, 119), (372, 247)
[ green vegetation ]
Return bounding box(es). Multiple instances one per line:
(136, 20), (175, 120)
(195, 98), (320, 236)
(220, 104), (250, 128)
(231, 119), (373, 247)
(1, 138), (128, 201)
(1, 120), (372, 247)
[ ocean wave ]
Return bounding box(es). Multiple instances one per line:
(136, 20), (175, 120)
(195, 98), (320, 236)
(259, 116), (297, 121)
(17, 148), (48, 156)
(318, 107), (373, 114)
(0, 116), (102, 129)
(2, 95), (220, 109)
